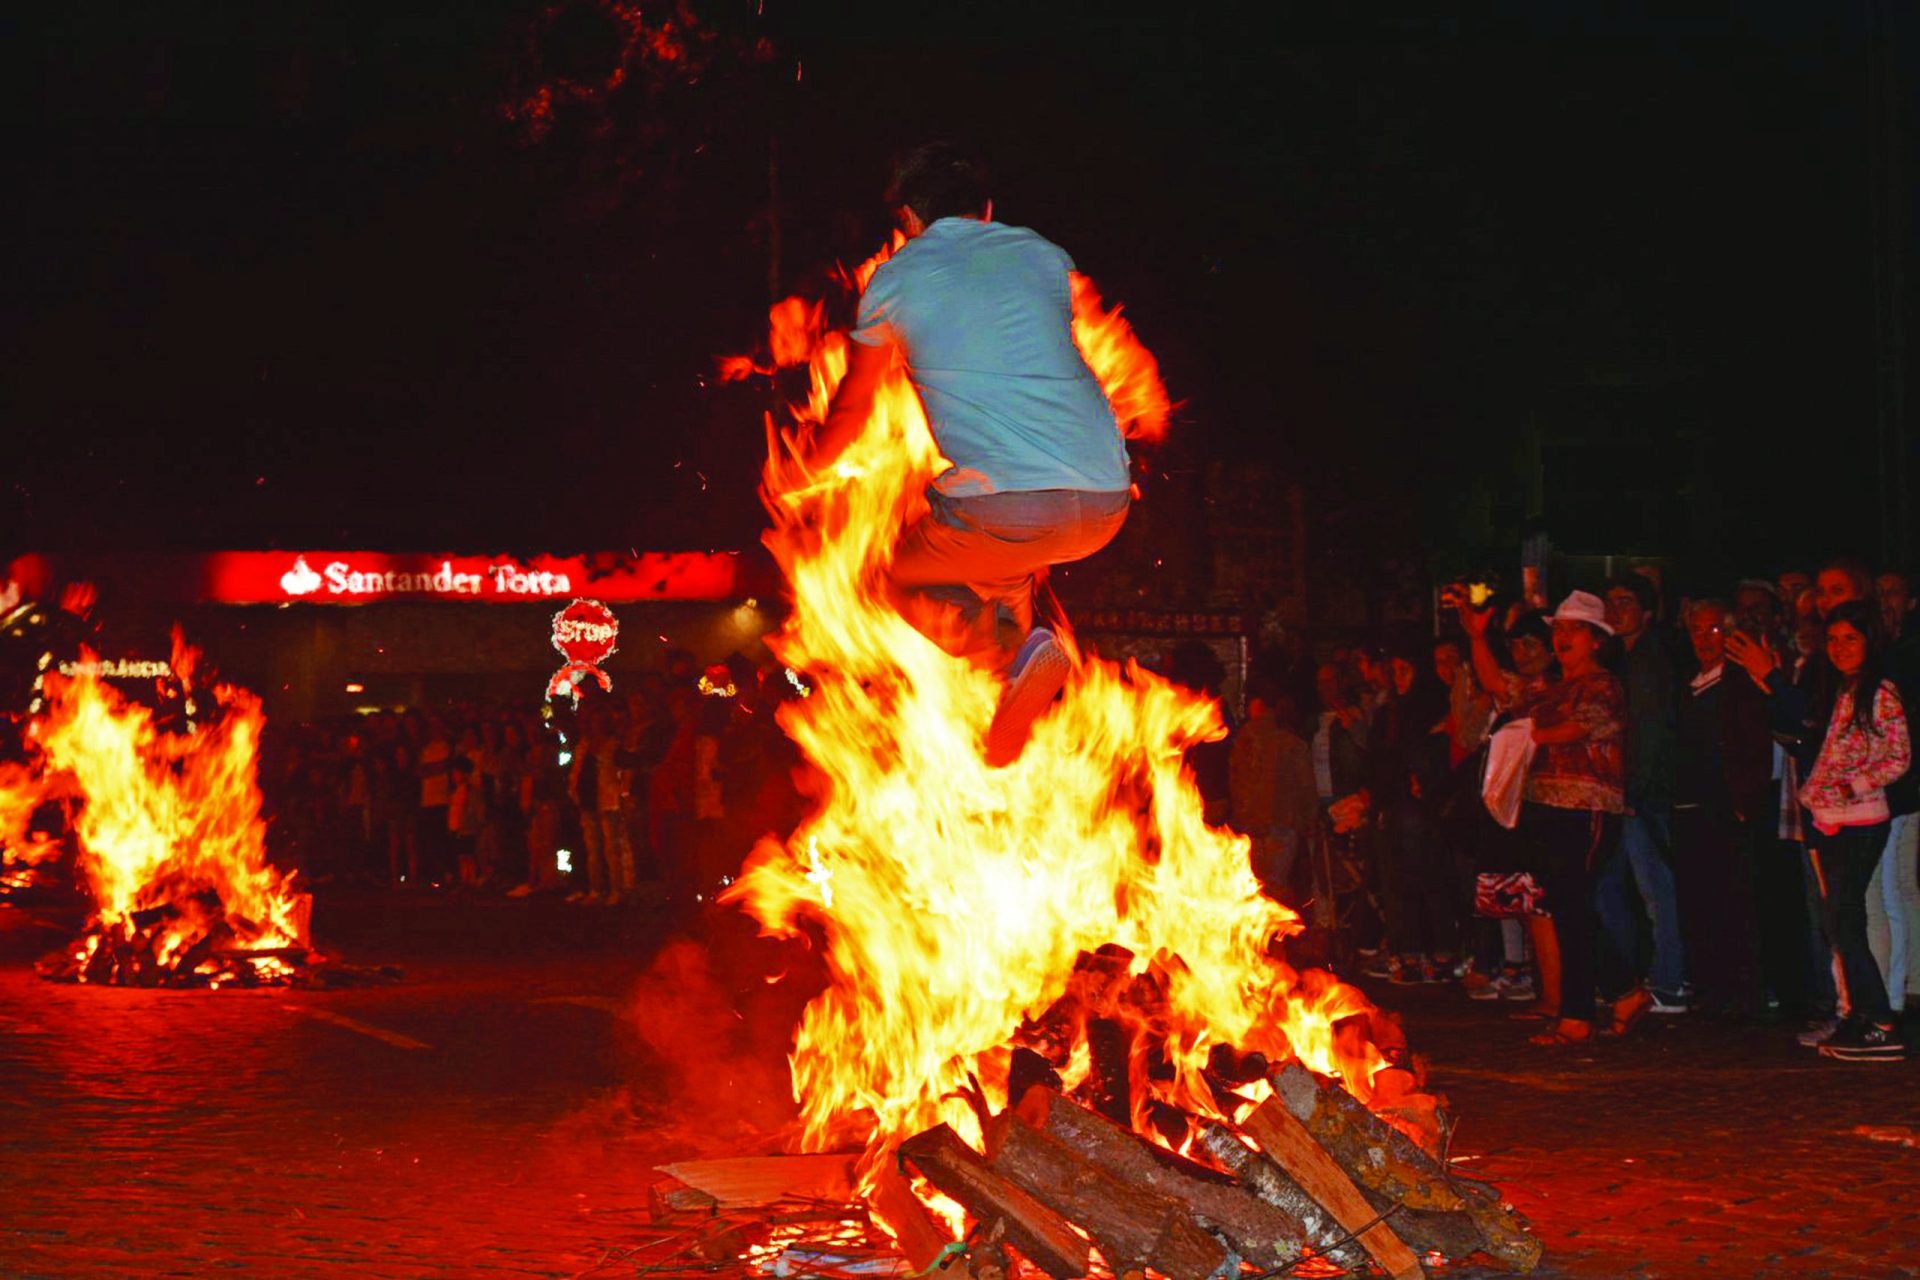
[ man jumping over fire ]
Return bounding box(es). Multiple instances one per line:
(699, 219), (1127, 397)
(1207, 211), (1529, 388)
(810, 142), (1134, 765)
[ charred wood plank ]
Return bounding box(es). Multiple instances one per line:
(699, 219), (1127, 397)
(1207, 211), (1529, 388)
(1010, 1086), (1301, 1268)
(1008, 1046), (1063, 1103)
(1234, 1100), (1425, 1280)
(900, 1124), (1089, 1280)
(1085, 1017), (1132, 1126)
(1195, 1124), (1369, 1273)
(1270, 1061), (1462, 1209)
(1271, 1063), (1540, 1272)
(867, 1160), (964, 1276)
(991, 1117), (1228, 1280)
(653, 1154), (855, 1208)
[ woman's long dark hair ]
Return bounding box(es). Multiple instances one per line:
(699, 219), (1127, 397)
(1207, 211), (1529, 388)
(1819, 599), (1890, 734)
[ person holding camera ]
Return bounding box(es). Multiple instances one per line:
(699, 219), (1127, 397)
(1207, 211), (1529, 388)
(1458, 588), (1640, 1046)
(1673, 599), (1775, 1019)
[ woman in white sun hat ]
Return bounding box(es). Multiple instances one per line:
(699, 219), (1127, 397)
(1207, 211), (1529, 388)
(1459, 589), (1638, 1046)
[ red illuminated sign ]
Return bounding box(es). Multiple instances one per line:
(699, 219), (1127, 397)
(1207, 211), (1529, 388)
(200, 551), (738, 605)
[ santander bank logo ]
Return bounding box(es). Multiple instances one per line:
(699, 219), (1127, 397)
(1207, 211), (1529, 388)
(280, 556), (323, 596)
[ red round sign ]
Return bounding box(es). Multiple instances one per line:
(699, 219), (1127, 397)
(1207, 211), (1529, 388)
(547, 599), (618, 702)
(551, 599), (619, 665)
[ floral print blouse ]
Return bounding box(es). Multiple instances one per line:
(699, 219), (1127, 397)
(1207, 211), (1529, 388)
(1501, 668), (1627, 814)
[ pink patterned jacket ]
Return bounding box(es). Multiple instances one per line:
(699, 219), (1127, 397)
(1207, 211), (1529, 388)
(1798, 680), (1911, 830)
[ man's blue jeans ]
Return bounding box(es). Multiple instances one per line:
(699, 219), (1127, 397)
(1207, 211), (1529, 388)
(1595, 806), (1685, 998)
(890, 488), (1130, 640)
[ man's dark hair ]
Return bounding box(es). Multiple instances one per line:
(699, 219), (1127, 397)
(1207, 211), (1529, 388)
(1506, 609), (1552, 647)
(1820, 556), (1874, 599)
(1604, 573), (1657, 614)
(886, 142), (990, 225)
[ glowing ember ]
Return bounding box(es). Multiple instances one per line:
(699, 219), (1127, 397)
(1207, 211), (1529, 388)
(723, 255), (1406, 1189)
(4, 633), (309, 986)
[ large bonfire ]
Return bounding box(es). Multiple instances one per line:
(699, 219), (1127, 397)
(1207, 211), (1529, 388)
(4, 634), (309, 986)
(723, 246), (1425, 1194)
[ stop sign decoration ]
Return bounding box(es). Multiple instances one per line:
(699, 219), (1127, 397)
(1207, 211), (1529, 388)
(546, 598), (619, 703)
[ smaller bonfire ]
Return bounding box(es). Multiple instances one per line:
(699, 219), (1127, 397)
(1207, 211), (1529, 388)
(4, 636), (311, 987)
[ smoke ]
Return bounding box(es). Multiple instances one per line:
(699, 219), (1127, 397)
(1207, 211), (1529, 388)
(621, 926), (820, 1154)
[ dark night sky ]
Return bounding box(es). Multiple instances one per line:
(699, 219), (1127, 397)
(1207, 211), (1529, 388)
(6, 2), (1914, 574)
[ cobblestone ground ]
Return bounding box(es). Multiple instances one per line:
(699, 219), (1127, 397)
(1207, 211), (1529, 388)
(3, 894), (1918, 1278)
(1363, 980), (1920, 1280)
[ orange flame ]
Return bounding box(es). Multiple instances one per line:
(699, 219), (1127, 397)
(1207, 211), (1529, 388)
(0, 760), (62, 876)
(1070, 273), (1172, 443)
(725, 250), (1388, 1180)
(7, 638), (304, 978)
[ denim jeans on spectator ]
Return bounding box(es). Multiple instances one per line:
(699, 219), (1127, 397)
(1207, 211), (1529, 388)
(1865, 812), (1920, 1012)
(1595, 806), (1684, 999)
(1810, 821), (1894, 1026)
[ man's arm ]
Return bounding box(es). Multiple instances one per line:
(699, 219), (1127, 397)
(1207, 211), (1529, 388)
(810, 337), (894, 471)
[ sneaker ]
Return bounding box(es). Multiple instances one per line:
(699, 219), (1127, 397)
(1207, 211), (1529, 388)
(1363, 953), (1398, 979)
(1467, 973), (1505, 1001)
(1418, 957), (1442, 984)
(1648, 989), (1690, 1015)
(1796, 1014), (1844, 1048)
(985, 629), (1073, 766)
(1501, 973), (1537, 1003)
(1820, 1020), (1906, 1061)
(1388, 956), (1421, 986)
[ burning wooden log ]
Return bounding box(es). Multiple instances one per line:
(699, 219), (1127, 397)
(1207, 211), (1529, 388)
(899, 1124), (1091, 1280)
(867, 1160), (965, 1276)
(989, 1117), (1229, 1280)
(1085, 1016), (1132, 1126)
(1008, 1086), (1304, 1268)
(1270, 1062), (1542, 1273)
(1270, 1061), (1461, 1208)
(1227, 1103), (1423, 1280)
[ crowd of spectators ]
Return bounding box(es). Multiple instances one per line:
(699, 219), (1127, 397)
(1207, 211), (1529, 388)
(260, 560), (1919, 1061)
(1225, 560), (1917, 1062)
(262, 653), (804, 920)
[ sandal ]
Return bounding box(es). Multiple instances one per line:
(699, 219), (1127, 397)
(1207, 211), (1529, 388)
(1529, 1017), (1593, 1047)
(1608, 987), (1654, 1038)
